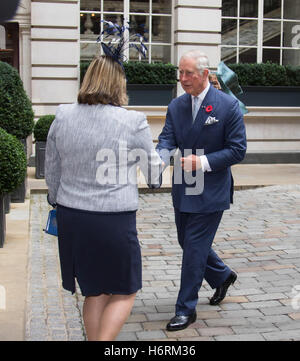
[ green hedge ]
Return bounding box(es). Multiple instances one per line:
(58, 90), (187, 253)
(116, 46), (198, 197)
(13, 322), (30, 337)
(81, 60), (300, 87)
(80, 61), (177, 85)
(0, 127), (27, 194)
(33, 115), (55, 142)
(0, 61), (34, 139)
(228, 62), (300, 86)
(123, 62), (177, 84)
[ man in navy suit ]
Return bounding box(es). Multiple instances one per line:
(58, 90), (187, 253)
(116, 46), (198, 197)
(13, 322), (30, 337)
(156, 50), (247, 331)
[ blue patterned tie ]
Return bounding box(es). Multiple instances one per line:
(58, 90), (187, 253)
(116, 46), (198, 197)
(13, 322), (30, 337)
(193, 96), (200, 122)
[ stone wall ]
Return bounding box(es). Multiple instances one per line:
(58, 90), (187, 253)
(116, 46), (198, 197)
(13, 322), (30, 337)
(30, 0), (80, 119)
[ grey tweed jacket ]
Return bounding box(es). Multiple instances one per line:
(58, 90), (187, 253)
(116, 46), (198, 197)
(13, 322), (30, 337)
(45, 103), (162, 212)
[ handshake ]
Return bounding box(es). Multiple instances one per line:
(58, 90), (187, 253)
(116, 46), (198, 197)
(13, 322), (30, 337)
(162, 154), (202, 172)
(148, 154), (202, 190)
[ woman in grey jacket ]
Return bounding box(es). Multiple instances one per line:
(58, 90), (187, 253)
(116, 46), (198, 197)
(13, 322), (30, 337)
(45, 55), (161, 341)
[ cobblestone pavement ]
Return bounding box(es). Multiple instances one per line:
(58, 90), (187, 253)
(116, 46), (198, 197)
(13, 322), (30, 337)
(26, 185), (300, 341)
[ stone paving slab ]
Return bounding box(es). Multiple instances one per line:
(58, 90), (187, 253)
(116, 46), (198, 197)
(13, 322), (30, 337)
(25, 185), (300, 341)
(0, 200), (30, 341)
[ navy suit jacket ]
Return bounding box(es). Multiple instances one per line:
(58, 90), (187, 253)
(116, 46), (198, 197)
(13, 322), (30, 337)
(156, 85), (247, 213)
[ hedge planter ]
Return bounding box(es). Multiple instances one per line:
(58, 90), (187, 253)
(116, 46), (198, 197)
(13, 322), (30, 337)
(33, 115), (55, 179)
(0, 194), (5, 248)
(10, 179), (27, 203)
(10, 139), (27, 203)
(237, 86), (300, 107)
(81, 61), (178, 106)
(0, 128), (27, 247)
(4, 194), (10, 214)
(127, 84), (176, 106)
(35, 141), (46, 179)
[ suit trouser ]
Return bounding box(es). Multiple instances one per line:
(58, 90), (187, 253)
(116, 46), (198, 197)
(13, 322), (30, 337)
(174, 208), (232, 316)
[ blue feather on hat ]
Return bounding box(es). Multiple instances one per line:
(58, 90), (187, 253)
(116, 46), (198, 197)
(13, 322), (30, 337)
(97, 20), (148, 67)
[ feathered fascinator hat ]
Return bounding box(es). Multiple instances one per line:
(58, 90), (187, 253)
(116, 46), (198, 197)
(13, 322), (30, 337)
(97, 20), (148, 68)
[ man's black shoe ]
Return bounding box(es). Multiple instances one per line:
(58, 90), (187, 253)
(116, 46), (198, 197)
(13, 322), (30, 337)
(209, 271), (237, 306)
(166, 311), (197, 331)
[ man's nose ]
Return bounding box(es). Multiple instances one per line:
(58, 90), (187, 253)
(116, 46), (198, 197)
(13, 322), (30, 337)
(180, 73), (188, 82)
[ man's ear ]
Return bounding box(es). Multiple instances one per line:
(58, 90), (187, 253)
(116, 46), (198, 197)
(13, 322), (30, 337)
(203, 69), (210, 78)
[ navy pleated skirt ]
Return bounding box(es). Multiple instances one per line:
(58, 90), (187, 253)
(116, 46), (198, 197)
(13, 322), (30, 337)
(56, 204), (142, 297)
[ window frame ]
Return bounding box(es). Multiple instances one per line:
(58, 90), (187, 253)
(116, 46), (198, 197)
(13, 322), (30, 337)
(80, 0), (174, 63)
(221, 0), (300, 64)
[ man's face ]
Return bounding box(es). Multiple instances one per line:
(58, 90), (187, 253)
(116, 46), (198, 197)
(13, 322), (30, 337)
(179, 57), (209, 96)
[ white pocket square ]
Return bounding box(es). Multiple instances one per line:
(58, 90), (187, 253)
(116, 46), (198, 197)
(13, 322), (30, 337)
(204, 116), (219, 125)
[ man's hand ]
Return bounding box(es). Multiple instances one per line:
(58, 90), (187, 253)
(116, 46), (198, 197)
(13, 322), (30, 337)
(180, 154), (202, 172)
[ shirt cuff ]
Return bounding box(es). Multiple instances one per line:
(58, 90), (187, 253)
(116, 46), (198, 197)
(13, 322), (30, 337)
(200, 155), (212, 172)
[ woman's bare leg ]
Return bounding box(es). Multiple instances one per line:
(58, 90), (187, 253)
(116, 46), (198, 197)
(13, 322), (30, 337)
(83, 294), (111, 341)
(97, 293), (136, 341)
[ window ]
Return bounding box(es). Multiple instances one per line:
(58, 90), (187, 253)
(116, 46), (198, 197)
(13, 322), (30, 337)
(221, 0), (300, 65)
(0, 23), (19, 70)
(80, 0), (172, 63)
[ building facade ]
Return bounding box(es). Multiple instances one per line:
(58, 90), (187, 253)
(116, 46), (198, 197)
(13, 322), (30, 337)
(0, 0), (300, 156)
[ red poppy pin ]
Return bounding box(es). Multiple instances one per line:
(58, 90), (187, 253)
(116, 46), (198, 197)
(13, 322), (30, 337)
(205, 105), (213, 113)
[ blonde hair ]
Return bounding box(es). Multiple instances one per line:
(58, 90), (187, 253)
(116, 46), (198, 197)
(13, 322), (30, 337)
(78, 55), (128, 106)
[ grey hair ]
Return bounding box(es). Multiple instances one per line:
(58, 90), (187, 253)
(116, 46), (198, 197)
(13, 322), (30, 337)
(180, 50), (210, 74)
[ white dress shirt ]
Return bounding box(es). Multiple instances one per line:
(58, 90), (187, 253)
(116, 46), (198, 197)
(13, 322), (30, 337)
(192, 84), (212, 173)
(191, 83), (210, 119)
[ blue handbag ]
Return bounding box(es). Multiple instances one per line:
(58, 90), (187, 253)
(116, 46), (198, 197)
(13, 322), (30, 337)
(44, 209), (58, 237)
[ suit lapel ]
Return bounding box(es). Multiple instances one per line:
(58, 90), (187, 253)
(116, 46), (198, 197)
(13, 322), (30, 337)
(178, 93), (193, 141)
(183, 85), (217, 149)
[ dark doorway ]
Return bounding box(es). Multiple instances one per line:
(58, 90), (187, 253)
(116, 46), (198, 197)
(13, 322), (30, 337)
(0, 22), (19, 71)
